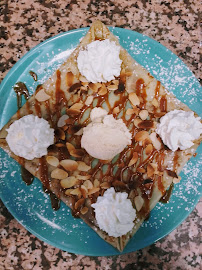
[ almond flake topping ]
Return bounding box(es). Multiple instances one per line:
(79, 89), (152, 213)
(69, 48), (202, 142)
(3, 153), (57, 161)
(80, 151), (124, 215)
(60, 159), (78, 171)
(35, 89), (51, 102)
(129, 93), (140, 106)
(51, 168), (68, 179)
(46, 156), (59, 167)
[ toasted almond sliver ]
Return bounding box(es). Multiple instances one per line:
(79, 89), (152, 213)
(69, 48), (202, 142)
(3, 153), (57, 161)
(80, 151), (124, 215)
(85, 95), (94, 106)
(107, 84), (118, 91)
(147, 163), (155, 177)
(75, 198), (85, 210)
(77, 175), (91, 180)
(65, 189), (74, 195)
(80, 206), (89, 215)
(139, 110), (148, 120)
(55, 128), (65, 140)
(134, 196), (144, 211)
(55, 143), (66, 148)
(67, 102), (83, 115)
(66, 142), (75, 153)
(126, 108), (135, 116)
(60, 176), (78, 188)
(113, 106), (120, 114)
(94, 179), (100, 188)
(112, 79), (119, 85)
(71, 149), (85, 158)
(128, 152), (138, 166)
(46, 156), (59, 167)
(57, 115), (69, 128)
(74, 128), (83, 136)
(150, 132), (162, 150)
(134, 118), (142, 127)
(60, 159), (78, 171)
(66, 71), (74, 86)
(129, 93), (140, 106)
(173, 176), (181, 184)
(98, 85), (107, 95)
(35, 89), (51, 102)
(80, 184), (88, 196)
(89, 82), (102, 92)
(137, 167), (146, 173)
(100, 182), (111, 189)
(70, 188), (81, 196)
(77, 161), (91, 172)
(152, 98), (158, 107)
(145, 144), (153, 155)
(135, 131), (149, 142)
(51, 168), (68, 179)
(88, 187), (100, 195)
(112, 180), (126, 188)
(83, 180), (93, 190)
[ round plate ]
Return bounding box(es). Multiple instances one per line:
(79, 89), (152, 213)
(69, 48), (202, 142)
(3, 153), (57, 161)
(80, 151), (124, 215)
(0, 27), (201, 256)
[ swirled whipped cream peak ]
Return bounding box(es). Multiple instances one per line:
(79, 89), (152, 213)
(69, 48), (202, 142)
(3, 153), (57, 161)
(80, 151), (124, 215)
(6, 115), (54, 160)
(77, 39), (122, 83)
(156, 110), (202, 151)
(92, 187), (136, 237)
(81, 107), (132, 160)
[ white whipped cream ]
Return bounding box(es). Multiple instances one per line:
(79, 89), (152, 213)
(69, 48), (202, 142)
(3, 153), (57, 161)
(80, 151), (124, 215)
(6, 115), (54, 160)
(81, 108), (132, 160)
(92, 187), (136, 237)
(77, 39), (122, 83)
(156, 110), (202, 151)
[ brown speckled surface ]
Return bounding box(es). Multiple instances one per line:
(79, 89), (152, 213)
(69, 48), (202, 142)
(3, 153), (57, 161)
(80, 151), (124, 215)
(0, 0), (201, 269)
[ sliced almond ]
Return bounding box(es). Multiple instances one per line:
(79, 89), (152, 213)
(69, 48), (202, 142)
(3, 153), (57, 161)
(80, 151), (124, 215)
(66, 72), (74, 86)
(60, 159), (78, 171)
(107, 84), (118, 91)
(129, 93), (140, 106)
(35, 89), (50, 102)
(89, 82), (102, 92)
(139, 110), (148, 120)
(88, 187), (100, 195)
(80, 185), (88, 198)
(150, 132), (162, 150)
(70, 188), (81, 196)
(71, 149), (85, 158)
(77, 161), (91, 172)
(55, 143), (66, 148)
(142, 137), (152, 148)
(79, 75), (88, 83)
(112, 79), (119, 85)
(75, 198), (85, 210)
(51, 168), (68, 179)
(137, 167), (146, 173)
(134, 196), (144, 211)
(128, 152), (138, 166)
(135, 131), (149, 142)
(67, 102), (83, 115)
(57, 115), (69, 128)
(85, 95), (93, 106)
(46, 156), (59, 167)
(98, 84), (107, 95)
(126, 108), (135, 116)
(100, 182), (111, 189)
(145, 144), (153, 155)
(173, 176), (181, 184)
(147, 163), (155, 177)
(83, 180), (93, 190)
(80, 206), (89, 215)
(152, 97), (158, 107)
(94, 179), (100, 188)
(112, 180), (126, 188)
(60, 176), (78, 188)
(113, 106), (120, 114)
(77, 175), (91, 180)
(134, 118), (142, 127)
(55, 128), (65, 140)
(66, 142), (75, 153)
(74, 128), (83, 136)
(65, 189), (74, 196)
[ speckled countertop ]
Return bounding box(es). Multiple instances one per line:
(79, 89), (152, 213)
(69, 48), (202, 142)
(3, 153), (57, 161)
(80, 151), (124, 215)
(0, 1), (201, 269)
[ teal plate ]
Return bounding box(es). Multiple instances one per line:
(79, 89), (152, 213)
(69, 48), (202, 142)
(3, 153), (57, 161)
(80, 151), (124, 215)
(0, 27), (201, 256)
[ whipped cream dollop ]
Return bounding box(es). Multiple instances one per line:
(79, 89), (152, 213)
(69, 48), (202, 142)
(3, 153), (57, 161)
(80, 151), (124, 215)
(6, 115), (54, 160)
(156, 110), (202, 151)
(77, 39), (122, 83)
(81, 107), (132, 160)
(92, 187), (136, 237)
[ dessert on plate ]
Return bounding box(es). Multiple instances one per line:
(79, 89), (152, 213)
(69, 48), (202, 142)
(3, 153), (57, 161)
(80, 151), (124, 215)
(0, 21), (201, 251)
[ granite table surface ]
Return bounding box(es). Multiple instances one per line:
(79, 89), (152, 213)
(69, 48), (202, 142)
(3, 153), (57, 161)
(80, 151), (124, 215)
(0, 0), (201, 269)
